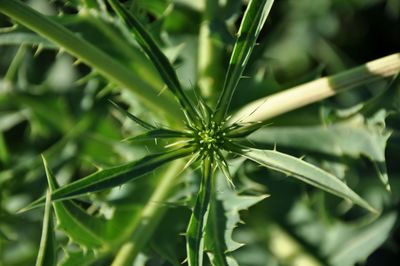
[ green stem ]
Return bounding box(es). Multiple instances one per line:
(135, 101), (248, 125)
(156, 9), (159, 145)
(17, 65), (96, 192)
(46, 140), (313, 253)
(0, 0), (182, 120)
(186, 156), (214, 266)
(230, 53), (400, 123)
(111, 159), (186, 266)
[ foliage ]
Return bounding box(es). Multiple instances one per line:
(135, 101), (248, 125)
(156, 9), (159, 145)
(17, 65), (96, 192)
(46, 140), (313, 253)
(0, 0), (399, 265)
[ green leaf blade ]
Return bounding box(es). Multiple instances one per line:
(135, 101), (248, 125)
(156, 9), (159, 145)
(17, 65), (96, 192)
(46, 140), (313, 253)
(238, 148), (377, 213)
(42, 155), (110, 249)
(215, 0), (274, 121)
(248, 111), (392, 191)
(35, 190), (57, 266)
(124, 128), (190, 142)
(107, 0), (198, 121)
(22, 148), (193, 212)
(109, 100), (156, 130)
(186, 157), (214, 266)
(205, 158), (268, 266)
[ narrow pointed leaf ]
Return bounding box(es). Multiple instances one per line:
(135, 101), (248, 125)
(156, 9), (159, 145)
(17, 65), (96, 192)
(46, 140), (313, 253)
(42, 155), (111, 249)
(22, 148), (193, 212)
(109, 100), (156, 130)
(215, 150), (234, 188)
(35, 189), (57, 266)
(215, 0), (274, 122)
(107, 0), (199, 121)
(186, 157), (214, 266)
(226, 121), (267, 138)
(124, 128), (190, 142)
(248, 111), (391, 191)
(238, 148), (377, 213)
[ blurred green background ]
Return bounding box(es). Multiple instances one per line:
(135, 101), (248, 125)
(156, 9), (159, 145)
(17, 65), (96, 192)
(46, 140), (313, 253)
(0, 0), (399, 265)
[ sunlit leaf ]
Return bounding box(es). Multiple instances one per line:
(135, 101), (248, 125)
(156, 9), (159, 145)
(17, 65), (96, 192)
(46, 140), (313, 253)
(248, 111), (392, 190)
(238, 148), (377, 213)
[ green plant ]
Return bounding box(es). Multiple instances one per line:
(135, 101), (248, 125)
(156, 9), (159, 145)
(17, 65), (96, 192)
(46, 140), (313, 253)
(0, 0), (399, 265)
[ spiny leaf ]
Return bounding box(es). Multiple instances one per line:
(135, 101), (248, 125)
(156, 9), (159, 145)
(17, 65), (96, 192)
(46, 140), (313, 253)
(107, 0), (199, 122)
(248, 110), (392, 191)
(59, 248), (97, 266)
(226, 121), (267, 138)
(35, 190), (57, 266)
(186, 157), (214, 266)
(214, 0), (274, 122)
(329, 212), (397, 266)
(123, 128), (190, 142)
(237, 148), (377, 213)
(205, 158), (268, 266)
(42, 155), (110, 249)
(109, 100), (156, 130)
(21, 147), (194, 212)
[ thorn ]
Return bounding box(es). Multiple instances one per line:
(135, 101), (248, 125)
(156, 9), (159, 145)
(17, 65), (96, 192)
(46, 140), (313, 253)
(75, 71), (97, 85)
(164, 140), (190, 149)
(299, 155), (306, 160)
(73, 59), (82, 66)
(56, 48), (65, 58)
(241, 75), (251, 79)
(33, 44), (44, 57)
(157, 85), (168, 96)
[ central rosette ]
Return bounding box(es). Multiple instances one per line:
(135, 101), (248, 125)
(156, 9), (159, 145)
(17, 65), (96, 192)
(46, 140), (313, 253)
(194, 121), (226, 156)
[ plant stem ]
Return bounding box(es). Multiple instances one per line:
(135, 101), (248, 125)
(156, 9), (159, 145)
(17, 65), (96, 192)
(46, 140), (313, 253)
(111, 159), (186, 266)
(230, 53), (400, 123)
(0, 0), (182, 120)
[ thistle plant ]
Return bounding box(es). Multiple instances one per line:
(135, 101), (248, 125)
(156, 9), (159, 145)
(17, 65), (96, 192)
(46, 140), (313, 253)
(0, 0), (399, 265)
